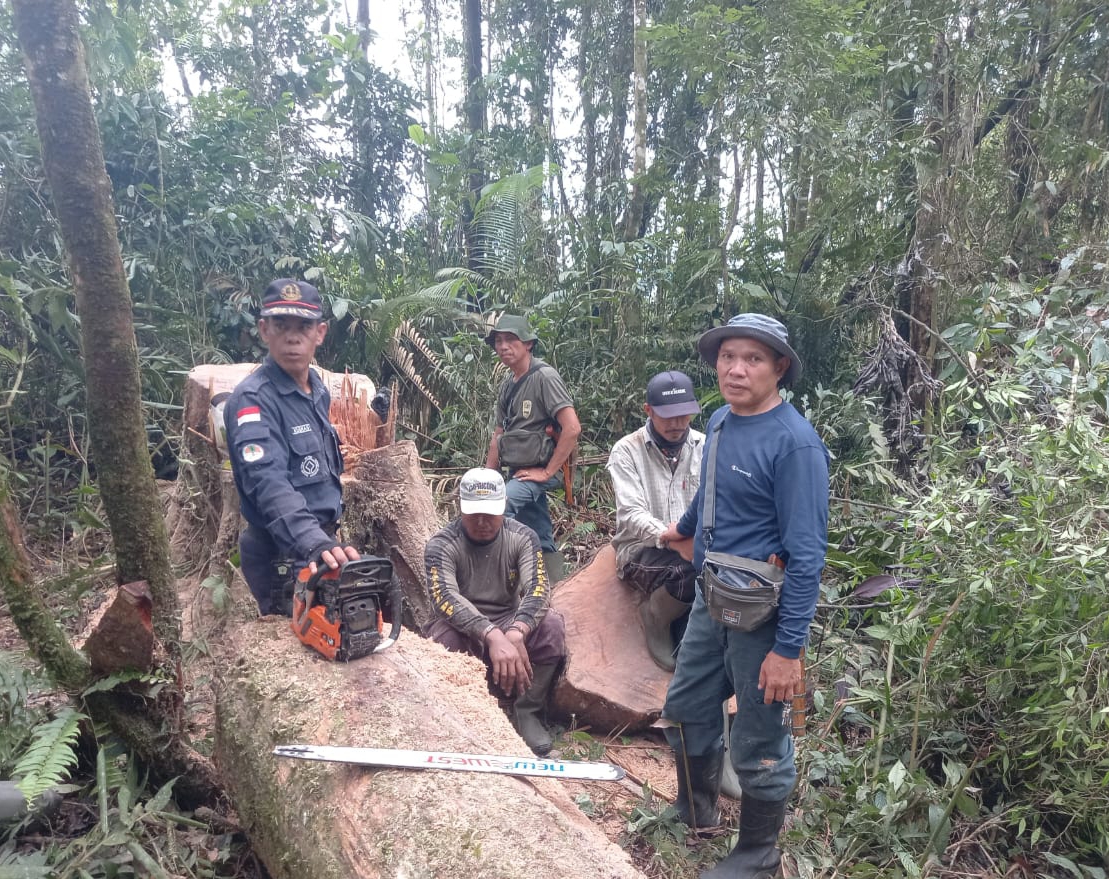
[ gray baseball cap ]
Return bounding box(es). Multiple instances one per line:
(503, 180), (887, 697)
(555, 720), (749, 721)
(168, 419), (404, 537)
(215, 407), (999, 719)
(484, 314), (538, 347)
(696, 313), (802, 386)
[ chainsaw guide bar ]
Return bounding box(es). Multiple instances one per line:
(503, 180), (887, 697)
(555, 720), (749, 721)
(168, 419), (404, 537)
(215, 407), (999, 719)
(273, 745), (626, 781)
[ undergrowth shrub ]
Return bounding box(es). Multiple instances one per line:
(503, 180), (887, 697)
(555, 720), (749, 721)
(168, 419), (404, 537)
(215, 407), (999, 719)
(795, 286), (1109, 876)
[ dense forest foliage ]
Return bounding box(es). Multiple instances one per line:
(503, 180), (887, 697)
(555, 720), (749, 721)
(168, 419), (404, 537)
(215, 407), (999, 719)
(1, 0), (1107, 876)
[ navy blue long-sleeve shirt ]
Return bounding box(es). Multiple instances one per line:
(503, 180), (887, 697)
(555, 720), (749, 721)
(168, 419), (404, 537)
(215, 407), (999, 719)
(677, 401), (829, 658)
(224, 357), (344, 561)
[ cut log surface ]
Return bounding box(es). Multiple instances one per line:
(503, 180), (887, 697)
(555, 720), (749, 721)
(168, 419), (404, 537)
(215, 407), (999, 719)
(551, 546), (673, 733)
(214, 624), (645, 879)
(78, 581), (154, 675)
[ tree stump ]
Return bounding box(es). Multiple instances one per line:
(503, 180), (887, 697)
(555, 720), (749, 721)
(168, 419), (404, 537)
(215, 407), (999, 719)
(346, 442), (441, 630)
(551, 546), (673, 733)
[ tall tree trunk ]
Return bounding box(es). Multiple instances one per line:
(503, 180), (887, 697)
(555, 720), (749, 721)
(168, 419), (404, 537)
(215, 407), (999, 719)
(621, 0), (647, 241)
(11, 0), (220, 806)
(12, 0), (177, 643)
(461, 0), (486, 280)
(422, 0), (442, 266)
(577, 0), (600, 274)
(357, 0), (370, 55)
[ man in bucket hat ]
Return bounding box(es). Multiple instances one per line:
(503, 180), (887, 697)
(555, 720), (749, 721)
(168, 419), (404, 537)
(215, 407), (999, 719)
(658, 314), (829, 878)
(607, 370), (705, 671)
(224, 279), (359, 615)
(424, 468), (567, 755)
(483, 314), (581, 581)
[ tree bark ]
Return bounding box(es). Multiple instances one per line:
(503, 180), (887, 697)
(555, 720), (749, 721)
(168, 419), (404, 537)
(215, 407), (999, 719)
(213, 616), (646, 879)
(461, 0), (487, 279)
(0, 483), (91, 692)
(12, 0), (178, 646)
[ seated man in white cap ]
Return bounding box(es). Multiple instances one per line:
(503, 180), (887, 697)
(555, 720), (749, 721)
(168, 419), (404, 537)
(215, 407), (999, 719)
(423, 467), (567, 756)
(607, 370), (704, 671)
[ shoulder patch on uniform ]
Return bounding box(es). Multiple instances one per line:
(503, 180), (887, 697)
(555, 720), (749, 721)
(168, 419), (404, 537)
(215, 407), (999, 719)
(290, 423), (312, 435)
(242, 443), (264, 463)
(237, 406), (262, 426)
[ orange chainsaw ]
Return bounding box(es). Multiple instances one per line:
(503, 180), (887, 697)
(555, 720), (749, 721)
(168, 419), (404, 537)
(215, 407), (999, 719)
(290, 557), (403, 661)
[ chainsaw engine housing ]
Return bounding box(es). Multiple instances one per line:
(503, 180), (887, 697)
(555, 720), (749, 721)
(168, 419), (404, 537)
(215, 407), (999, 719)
(291, 557), (402, 661)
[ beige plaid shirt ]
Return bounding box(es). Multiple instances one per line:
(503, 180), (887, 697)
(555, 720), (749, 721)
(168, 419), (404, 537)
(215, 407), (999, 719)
(606, 424), (704, 575)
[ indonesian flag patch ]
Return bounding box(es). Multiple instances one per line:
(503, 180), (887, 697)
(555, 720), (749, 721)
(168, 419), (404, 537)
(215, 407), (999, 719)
(237, 406), (261, 426)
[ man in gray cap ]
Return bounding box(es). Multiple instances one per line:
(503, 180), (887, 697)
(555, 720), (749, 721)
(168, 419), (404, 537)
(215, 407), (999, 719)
(484, 315), (581, 581)
(607, 370), (704, 671)
(424, 467), (567, 755)
(658, 314), (829, 878)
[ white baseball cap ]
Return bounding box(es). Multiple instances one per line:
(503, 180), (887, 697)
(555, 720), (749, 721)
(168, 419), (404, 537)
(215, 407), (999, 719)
(459, 468), (507, 515)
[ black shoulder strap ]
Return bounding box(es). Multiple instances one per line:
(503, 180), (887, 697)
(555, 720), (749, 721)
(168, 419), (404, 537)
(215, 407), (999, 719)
(500, 360), (544, 429)
(703, 418), (725, 550)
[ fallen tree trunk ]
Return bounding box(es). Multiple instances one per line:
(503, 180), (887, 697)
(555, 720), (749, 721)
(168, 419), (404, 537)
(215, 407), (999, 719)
(171, 362), (642, 876)
(213, 621), (645, 879)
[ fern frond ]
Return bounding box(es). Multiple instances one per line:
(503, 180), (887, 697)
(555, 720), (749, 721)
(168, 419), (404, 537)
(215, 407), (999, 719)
(81, 670), (170, 697)
(13, 707), (84, 800)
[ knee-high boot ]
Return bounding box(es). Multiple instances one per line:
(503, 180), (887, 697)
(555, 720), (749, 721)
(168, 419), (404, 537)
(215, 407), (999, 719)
(700, 793), (789, 878)
(639, 587), (691, 671)
(513, 663), (558, 756)
(672, 743), (722, 829)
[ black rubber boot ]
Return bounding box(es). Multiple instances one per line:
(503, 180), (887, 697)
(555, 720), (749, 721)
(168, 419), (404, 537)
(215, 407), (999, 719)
(542, 551), (565, 585)
(513, 663), (558, 756)
(673, 745), (723, 829)
(639, 588), (691, 671)
(699, 793), (789, 878)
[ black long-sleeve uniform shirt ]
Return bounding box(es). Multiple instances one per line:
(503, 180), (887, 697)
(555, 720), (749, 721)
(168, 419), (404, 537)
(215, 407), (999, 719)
(224, 357), (344, 561)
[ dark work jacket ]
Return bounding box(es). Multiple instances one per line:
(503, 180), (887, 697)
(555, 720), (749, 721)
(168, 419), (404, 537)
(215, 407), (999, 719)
(224, 357), (344, 561)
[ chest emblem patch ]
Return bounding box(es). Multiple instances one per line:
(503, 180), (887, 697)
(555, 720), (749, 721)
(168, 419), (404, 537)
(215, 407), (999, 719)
(521, 399), (533, 418)
(300, 455), (320, 478)
(242, 444), (264, 463)
(290, 423), (312, 435)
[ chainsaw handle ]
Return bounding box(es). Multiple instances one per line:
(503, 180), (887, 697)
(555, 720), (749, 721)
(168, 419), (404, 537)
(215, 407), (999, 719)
(374, 578), (405, 652)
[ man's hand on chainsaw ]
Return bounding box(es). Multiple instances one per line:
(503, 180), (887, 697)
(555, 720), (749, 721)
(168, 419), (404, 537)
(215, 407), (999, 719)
(486, 628), (533, 697)
(307, 544), (361, 576)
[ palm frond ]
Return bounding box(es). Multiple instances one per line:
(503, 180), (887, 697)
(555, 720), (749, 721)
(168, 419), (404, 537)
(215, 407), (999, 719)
(386, 336), (442, 410)
(473, 165), (551, 281)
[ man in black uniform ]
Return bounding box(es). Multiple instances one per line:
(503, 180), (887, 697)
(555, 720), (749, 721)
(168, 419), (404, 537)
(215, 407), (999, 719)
(224, 278), (359, 615)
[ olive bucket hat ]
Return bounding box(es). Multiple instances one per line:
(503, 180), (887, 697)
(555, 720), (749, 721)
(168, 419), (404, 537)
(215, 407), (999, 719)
(696, 313), (803, 387)
(484, 314), (539, 348)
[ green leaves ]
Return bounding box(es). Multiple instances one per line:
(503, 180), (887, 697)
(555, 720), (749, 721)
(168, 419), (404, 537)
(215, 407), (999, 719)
(13, 708), (84, 801)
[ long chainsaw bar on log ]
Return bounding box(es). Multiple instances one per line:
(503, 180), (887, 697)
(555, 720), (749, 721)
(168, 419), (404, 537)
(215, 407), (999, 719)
(274, 745), (626, 781)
